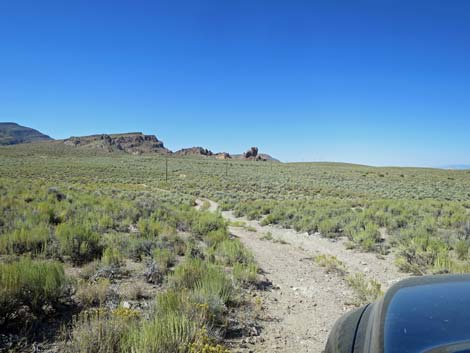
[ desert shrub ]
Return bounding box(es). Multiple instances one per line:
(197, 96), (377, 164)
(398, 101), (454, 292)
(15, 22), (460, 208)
(432, 253), (470, 274)
(394, 226), (449, 274)
(128, 238), (158, 261)
(101, 247), (124, 267)
(98, 214), (114, 231)
(56, 222), (102, 264)
(75, 278), (111, 308)
(67, 308), (139, 353)
(138, 218), (164, 238)
(352, 223), (381, 251)
(0, 223), (50, 255)
(214, 239), (253, 266)
(169, 258), (208, 290)
(204, 229), (229, 247)
(122, 290), (211, 353)
(0, 258), (67, 323)
(188, 329), (230, 353)
(190, 271), (234, 318)
(454, 240), (470, 260)
(191, 212), (226, 237)
(232, 263), (258, 285)
(346, 273), (382, 306)
(314, 254), (347, 275)
(318, 218), (341, 238)
(165, 234), (187, 256)
(79, 260), (100, 280)
(124, 310), (197, 353)
(170, 259), (235, 307)
(153, 247), (176, 272)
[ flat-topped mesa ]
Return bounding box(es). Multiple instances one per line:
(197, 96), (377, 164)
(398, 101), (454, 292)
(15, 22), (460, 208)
(63, 132), (170, 154)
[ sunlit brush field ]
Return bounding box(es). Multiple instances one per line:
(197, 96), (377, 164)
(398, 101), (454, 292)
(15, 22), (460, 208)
(0, 143), (259, 352)
(1, 142), (470, 351)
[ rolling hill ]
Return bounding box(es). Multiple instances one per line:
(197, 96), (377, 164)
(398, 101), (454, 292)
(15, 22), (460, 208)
(0, 122), (52, 145)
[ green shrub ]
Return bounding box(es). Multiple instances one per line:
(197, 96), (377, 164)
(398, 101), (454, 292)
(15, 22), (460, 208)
(454, 240), (470, 260)
(56, 222), (102, 264)
(124, 310), (197, 353)
(203, 229), (229, 247)
(214, 239), (253, 266)
(318, 218), (341, 238)
(232, 263), (258, 285)
(0, 223), (50, 255)
(101, 247), (124, 267)
(352, 223), (381, 251)
(153, 247), (176, 272)
(170, 259), (234, 306)
(191, 212), (226, 237)
(138, 218), (163, 238)
(0, 258), (67, 322)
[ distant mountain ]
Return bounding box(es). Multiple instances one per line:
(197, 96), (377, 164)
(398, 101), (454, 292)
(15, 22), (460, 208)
(0, 122), (52, 145)
(441, 165), (470, 170)
(63, 133), (171, 155)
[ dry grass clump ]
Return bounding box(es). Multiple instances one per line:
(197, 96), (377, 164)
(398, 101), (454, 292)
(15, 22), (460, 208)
(75, 278), (111, 308)
(345, 273), (382, 306)
(314, 254), (347, 276)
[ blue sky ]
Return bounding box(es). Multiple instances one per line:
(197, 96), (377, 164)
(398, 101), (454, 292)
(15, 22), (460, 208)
(1, 0), (469, 166)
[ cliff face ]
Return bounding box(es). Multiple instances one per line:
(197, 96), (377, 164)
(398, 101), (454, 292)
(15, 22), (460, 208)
(0, 122), (52, 145)
(63, 133), (170, 154)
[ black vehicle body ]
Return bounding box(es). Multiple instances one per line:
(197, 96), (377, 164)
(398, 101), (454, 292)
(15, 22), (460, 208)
(325, 274), (470, 353)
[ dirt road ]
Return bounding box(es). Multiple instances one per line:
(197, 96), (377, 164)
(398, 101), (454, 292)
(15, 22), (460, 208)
(196, 199), (408, 353)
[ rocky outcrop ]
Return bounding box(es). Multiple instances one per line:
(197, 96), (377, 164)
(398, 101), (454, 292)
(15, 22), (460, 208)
(231, 147), (279, 162)
(63, 133), (170, 155)
(174, 147), (214, 157)
(215, 152), (232, 160)
(244, 147), (259, 159)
